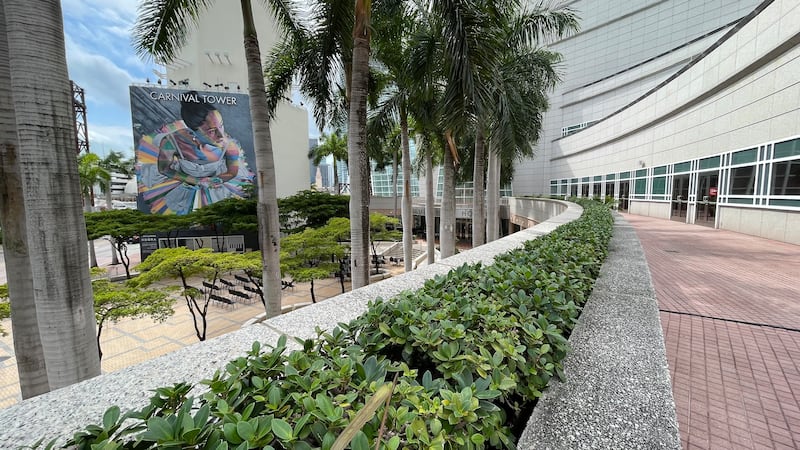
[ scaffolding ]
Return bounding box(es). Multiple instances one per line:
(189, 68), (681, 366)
(71, 80), (89, 154)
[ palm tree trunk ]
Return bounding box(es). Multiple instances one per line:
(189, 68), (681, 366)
(0, 9), (49, 397)
(400, 106), (413, 272)
(424, 149), (435, 264)
(486, 149), (500, 242)
(472, 130), (486, 247)
(85, 190), (98, 267)
(241, 0), (283, 318)
(440, 145), (456, 258)
(333, 156), (340, 194)
(348, 0), (372, 288)
(392, 150), (398, 218)
(5, 0), (101, 390)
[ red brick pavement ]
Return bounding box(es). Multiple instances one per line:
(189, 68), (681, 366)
(625, 214), (800, 450)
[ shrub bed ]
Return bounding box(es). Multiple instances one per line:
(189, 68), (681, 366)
(36, 200), (612, 449)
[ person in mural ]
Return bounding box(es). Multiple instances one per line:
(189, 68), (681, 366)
(136, 91), (254, 214)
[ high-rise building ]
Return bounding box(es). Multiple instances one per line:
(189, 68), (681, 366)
(513, 0), (799, 244)
(158, 2), (309, 199)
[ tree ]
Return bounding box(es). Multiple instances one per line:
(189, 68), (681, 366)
(0, 5), (47, 398)
(132, 247), (250, 341)
(77, 152), (111, 267)
(84, 209), (190, 279)
(277, 190), (350, 232)
(133, 0), (301, 320)
(99, 150), (135, 265)
(281, 225), (346, 303)
(309, 130), (348, 194)
(1, 0), (101, 395)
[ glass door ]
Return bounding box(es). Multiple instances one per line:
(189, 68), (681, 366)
(695, 172), (718, 227)
(618, 181), (630, 212)
(671, 174), (689, 221)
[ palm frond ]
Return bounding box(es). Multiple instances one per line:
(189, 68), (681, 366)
(132, 0), (213, 62)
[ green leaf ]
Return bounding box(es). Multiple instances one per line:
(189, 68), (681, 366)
(350, 431), (370, 450)
(145, 416), (173, 441)
(386, 436), (401, 450)
(236, 421), (255, 441)
(272, 418), (293, 441)
(102, 406), (120, 429)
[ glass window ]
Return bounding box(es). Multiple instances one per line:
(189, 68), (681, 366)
(606, 173), (615, 180)
(652, 177), (666, 195)
(593, 175), (602, 182)
(581, 177), (590, 183)
(653, 166), (667, 175)
(673, 161), (691, 173)
(771, 160), (800, 195)
(729, 166), (756, 195)
(635, 169), (647, 178)
(774, 138), (800, 159)
(732, 148), (757, 165)
(699, 156), (721, 170)
(619, 171), (631, 179)
(550, 185), (558, 195)
(634, 179), (646, 195)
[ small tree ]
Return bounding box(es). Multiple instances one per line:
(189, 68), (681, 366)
(281, 226), (346, 303)
(278, 190), (350, 233)
(85, 209), (190, 279)
(92, 279), (174, 359)
(1, 282), (173, 357)
(131, 247), (251, 341)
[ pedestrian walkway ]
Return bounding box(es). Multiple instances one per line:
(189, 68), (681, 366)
(625, 214), (800, 450)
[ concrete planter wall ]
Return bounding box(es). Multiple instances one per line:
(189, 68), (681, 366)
(0, 199), (678, 448)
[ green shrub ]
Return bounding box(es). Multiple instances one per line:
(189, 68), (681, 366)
(33, 200), (612, 449)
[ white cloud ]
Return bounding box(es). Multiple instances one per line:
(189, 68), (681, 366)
(89, 124), (136, 158)
(65, 37), (135, 110)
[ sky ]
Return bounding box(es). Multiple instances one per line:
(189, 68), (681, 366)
(61, 0), (318, 160)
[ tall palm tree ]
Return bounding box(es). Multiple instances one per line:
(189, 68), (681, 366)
(78, 152), (111, 267)
(0, 4), (48, 399)
(1, 0), (102, 393)
(133, 0), (302, 318)
(482, 2), (578, 241)
(309, 130), (348, 194)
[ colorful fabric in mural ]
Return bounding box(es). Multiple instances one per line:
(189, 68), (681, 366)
(136, 120), (254, 215)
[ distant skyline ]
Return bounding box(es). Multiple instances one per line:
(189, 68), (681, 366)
(61, 0), (317, 159)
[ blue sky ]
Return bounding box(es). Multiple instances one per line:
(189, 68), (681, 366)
(61, 0), (318, 160)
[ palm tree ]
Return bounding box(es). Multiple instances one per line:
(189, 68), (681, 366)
(133, 0), (302, 318)
(0, 5), (48, 399)
(78, 152), (111, 267)
(482, 3), (578, 241)
(309, 130), (348, 194)
(1, 0), (102, 394)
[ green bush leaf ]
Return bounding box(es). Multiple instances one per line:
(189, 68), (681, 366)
(272, 418), (293, 441)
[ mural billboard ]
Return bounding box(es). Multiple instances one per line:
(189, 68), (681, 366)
(130, 86), (255, 215)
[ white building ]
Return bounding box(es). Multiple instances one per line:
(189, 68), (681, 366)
(513, 0), (799, 245)
(162, 2), (309, 198)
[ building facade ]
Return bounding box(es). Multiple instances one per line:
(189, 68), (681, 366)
(514, 0), (799, 244)
(160, 2), (309, 199)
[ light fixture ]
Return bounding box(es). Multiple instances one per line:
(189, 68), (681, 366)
(169, 79), (177, 86)
(203, 82), (212, 88)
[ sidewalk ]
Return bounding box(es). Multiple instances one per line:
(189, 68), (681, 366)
(625, 214), (800, 450)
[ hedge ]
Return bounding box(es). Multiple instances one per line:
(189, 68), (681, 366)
(33, 200), (613, 450)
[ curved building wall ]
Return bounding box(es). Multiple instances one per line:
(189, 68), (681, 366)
(514, 0), (761, 195)
(546, 0), (800, 244)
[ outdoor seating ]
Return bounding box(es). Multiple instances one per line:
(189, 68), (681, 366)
(209, 293), (235, 308)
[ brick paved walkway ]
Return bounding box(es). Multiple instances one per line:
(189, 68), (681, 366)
(625, 214), (800, 450)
